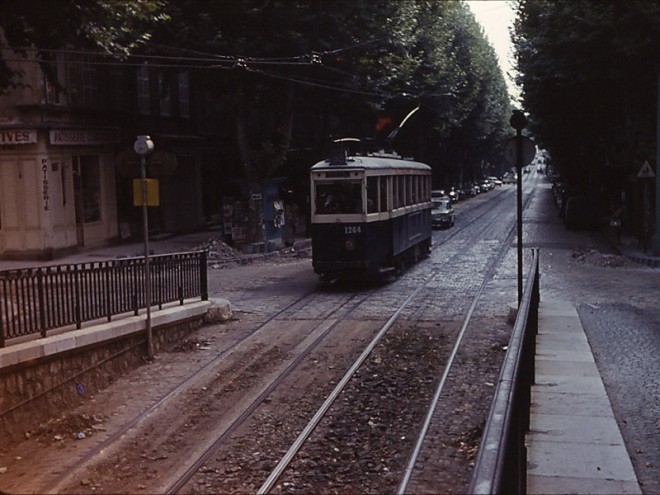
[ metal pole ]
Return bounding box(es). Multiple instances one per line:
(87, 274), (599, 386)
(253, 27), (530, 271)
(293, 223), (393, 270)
(516, 130), (523, 303)
(135, 135), (154, 359)
(510, 110), (528, 304)
(140, 154), (153, 359)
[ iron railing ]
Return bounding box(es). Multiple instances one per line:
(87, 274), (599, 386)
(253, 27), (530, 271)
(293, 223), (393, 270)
(0, 251), (208, 348)
(468, 248), (540, 494)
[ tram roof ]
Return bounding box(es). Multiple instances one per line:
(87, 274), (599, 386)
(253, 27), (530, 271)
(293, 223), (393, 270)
(311, 155), (431, 172)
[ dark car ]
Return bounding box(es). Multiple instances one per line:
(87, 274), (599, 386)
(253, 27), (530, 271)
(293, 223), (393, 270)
(431, 196), (455, 228)
(460, 184), (477, 198)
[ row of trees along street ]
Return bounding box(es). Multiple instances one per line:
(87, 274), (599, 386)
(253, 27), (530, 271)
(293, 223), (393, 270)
(3, 1), (658, 244)
(1, 0), (511, 243)
(513, 0), (660, 246)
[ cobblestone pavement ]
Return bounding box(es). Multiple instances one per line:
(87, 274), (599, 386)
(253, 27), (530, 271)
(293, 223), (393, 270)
(523, 175), (659, 494)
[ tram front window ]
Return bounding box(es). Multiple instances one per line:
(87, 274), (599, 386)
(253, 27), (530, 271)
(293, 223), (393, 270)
(316, 182), (363, 214)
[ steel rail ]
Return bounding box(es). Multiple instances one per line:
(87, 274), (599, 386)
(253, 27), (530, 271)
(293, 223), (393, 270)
(468, 248), (540, 495)
(397, 210), (519, 494)
(398, 178), (538, 493)
(163, 289), (376, 494)
(47, 283), (324, 492)
(46, 183), (529, 494)
(257, 276), (428, 494)
(256, 183), (530, 494)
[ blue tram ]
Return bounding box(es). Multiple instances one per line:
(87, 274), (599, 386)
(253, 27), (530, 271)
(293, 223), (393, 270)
(310, 152), (432, 279)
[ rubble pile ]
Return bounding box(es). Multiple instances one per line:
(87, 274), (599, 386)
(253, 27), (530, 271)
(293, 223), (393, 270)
(571, 248), (631, 268)
(193, 237), (242, 261)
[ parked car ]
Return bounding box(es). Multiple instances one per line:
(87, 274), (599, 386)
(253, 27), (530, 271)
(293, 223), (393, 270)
(502, 173), (517, 184)
(431, 196), (455, 228)
(478, 179), (493, 192)
(460, 184), (478, 198)
(486, 176), (502, 187)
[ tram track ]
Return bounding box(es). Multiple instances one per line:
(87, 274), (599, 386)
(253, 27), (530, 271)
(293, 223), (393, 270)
(46, 284), (380, 494)
(0, 181), (536, 495)
(167, 184), (537, 494)
(249, 190), (523, 494)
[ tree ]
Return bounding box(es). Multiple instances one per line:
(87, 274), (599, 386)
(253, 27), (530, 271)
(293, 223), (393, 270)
(0, 0), (167, 93)
(2, 0), (514, 242)
(513, 0), (660, 193)
(141, 0), (397, 241)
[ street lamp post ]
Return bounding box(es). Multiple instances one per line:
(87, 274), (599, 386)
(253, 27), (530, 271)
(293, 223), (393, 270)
(510, 110), (528, 304)
(134, 135), (155, 358)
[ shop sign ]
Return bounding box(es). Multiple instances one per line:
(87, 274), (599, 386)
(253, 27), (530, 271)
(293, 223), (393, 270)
(50, 128), (119, 146)
(42, 158), (50, 211)
(0, 129), (37, 145)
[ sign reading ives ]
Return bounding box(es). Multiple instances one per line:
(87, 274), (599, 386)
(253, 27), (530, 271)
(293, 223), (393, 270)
(0, 129), (37, 145)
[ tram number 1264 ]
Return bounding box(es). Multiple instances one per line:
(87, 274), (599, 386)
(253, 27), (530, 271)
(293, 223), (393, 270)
(344, 226), (361, 234)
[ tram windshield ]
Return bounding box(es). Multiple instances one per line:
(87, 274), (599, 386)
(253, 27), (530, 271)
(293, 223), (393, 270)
(315, 181), (363, 214)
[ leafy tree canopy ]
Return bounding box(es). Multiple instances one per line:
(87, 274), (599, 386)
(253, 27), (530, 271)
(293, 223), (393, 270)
(1, 0), (513, 182)
(0, 0), (167, 92)
(513, 0), (660, 187)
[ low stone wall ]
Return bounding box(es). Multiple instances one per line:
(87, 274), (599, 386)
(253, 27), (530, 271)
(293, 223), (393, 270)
(0, 304), (209, 446)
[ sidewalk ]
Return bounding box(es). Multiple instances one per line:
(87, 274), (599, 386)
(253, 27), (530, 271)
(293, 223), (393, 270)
(526, 300), (642, 494)
(0, 230), (312, 272)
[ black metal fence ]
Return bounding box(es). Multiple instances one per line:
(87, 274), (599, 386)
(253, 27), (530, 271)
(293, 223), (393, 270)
(468, 248), (540, 494)
(0, 251), (208, 348)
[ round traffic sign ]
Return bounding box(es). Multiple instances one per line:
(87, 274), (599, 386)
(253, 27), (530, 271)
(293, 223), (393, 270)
(504, 136), (536, 167)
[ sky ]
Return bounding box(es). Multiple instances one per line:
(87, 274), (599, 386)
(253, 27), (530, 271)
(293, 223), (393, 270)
(466, 0), (520, 102)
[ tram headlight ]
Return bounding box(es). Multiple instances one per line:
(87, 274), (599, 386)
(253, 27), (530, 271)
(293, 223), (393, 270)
(345, 237), (356, 251)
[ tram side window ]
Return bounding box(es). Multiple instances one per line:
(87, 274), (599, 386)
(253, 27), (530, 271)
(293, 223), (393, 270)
(367, 177), (378, 213)
(316, 182), (362, 214)
(404, 176), (409, 206)
(380, 176), (388, 212)
(393, 177), (398, 208)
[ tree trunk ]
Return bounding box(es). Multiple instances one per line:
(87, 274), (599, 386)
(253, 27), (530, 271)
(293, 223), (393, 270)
(236, 90), (266, 244)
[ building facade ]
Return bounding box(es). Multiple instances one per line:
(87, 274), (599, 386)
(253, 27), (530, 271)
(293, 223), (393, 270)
(0, 43), (205, 260)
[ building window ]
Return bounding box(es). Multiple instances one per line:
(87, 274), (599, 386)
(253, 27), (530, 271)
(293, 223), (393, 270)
(109, 66), (127, 111)
(178, 71), (190, 118)
(158, 73), (171, 117)
(65, 53), (98, 107)
(137, 64), (150, 115)
(73, 155), (101, 223)
(42, 54), (63, 105)
(82, 55), (98, 106)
